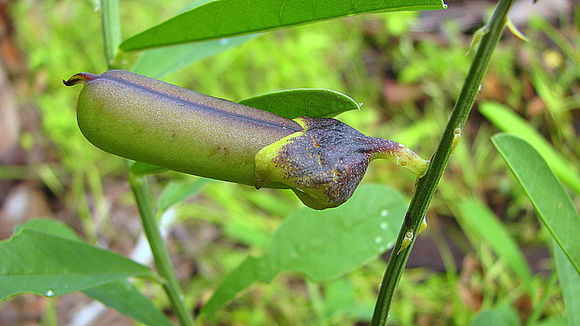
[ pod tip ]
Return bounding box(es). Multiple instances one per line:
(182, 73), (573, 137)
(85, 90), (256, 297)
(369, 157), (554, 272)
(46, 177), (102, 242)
(63, 73), (98, 86)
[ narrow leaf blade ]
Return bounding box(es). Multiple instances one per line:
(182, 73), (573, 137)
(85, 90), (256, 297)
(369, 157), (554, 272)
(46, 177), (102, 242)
(481, 101), (580, 193)
(238, 88), (361, 119)
(121, 0), (447, 50)
(492, 134), (579, 273)
(553, 240), (580, 326)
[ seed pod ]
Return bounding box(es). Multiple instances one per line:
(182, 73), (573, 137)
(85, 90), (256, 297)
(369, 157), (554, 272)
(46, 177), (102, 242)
(64, 70), (428, 209)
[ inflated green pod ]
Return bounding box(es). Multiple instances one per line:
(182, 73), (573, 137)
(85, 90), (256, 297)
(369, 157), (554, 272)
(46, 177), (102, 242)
(65, 70), (428, 209)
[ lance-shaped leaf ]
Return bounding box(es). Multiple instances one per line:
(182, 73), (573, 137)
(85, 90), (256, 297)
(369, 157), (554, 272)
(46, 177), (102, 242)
(481, 101), (580, 193)
(120, 0), (447, 50)
(492, 134), (579, 273)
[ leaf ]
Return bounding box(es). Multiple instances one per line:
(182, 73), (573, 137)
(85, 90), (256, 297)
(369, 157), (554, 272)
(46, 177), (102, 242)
(457, 198), (534, 293)
(158, 178), (209, 212)
(4, 219), (171, 325)
(0, 219), (155, 299)
(83, 280), (173, 326)
(132, 34), (257, 78)
(480, 101), (580, 193)
(130, 161), (167, 176)
(323, 278), (355, 317)
(14, 218), (81, 241)
(470, 305), (521, 326)
(492, 134), (579, 273)
(120, 0), (447, 51)
(553, 240), (580, 326)
(238, 88), (361, 119)
(201, 184), (407, 317)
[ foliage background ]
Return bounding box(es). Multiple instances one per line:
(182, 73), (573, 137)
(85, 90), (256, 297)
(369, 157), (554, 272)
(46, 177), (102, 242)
(0, 0), (577, 325)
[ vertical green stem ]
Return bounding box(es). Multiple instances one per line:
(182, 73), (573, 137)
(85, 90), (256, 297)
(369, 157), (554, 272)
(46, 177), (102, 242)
(370, 0), (515, 325)
(99, 1), (192, 325)
(42, 299), (57, 326)
(129, 174), (195, 326)
(100, 0), (121, 65)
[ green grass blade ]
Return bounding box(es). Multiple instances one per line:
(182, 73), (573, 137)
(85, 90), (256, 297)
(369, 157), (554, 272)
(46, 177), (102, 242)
(238, 88), (361, 118)
(457, 198), (534, 293)
(201, 184), (407, 317)
(492, 134), (579, 273)
(481, 102), (580, 193)
(120, 0), (447, 51)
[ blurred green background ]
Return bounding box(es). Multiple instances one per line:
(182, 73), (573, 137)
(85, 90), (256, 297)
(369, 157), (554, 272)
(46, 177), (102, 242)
(0, 0), (577, 325)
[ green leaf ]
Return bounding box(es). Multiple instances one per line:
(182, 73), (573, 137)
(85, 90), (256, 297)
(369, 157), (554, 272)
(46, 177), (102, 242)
(480, 102), (580, 193)
(4, 219), (171, 325)
(83, 280), (173, 326)
(201, 184), (407, 317)
(158, 179), (209, 212)
(238, 88), (361, 119)
(492, 134), (579, 273)
(14, 218), (81, 241)
(470, 305), (520, 326)
(0, 219), (155, 299)
(130, 161), (167, 176)
(456, 198), (534, 293)
(323, 278), (355, 317)
(132, 34), (257, 78)
(120, 0), (447, 51)
(553, 240), (580, 326)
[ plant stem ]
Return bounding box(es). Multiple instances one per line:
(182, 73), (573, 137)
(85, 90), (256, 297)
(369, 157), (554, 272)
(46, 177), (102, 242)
(100, 0), (121, 65)
(99, 2), (192, 325)
(129, 174), (195, 326)
(370, 0), (515, 325)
